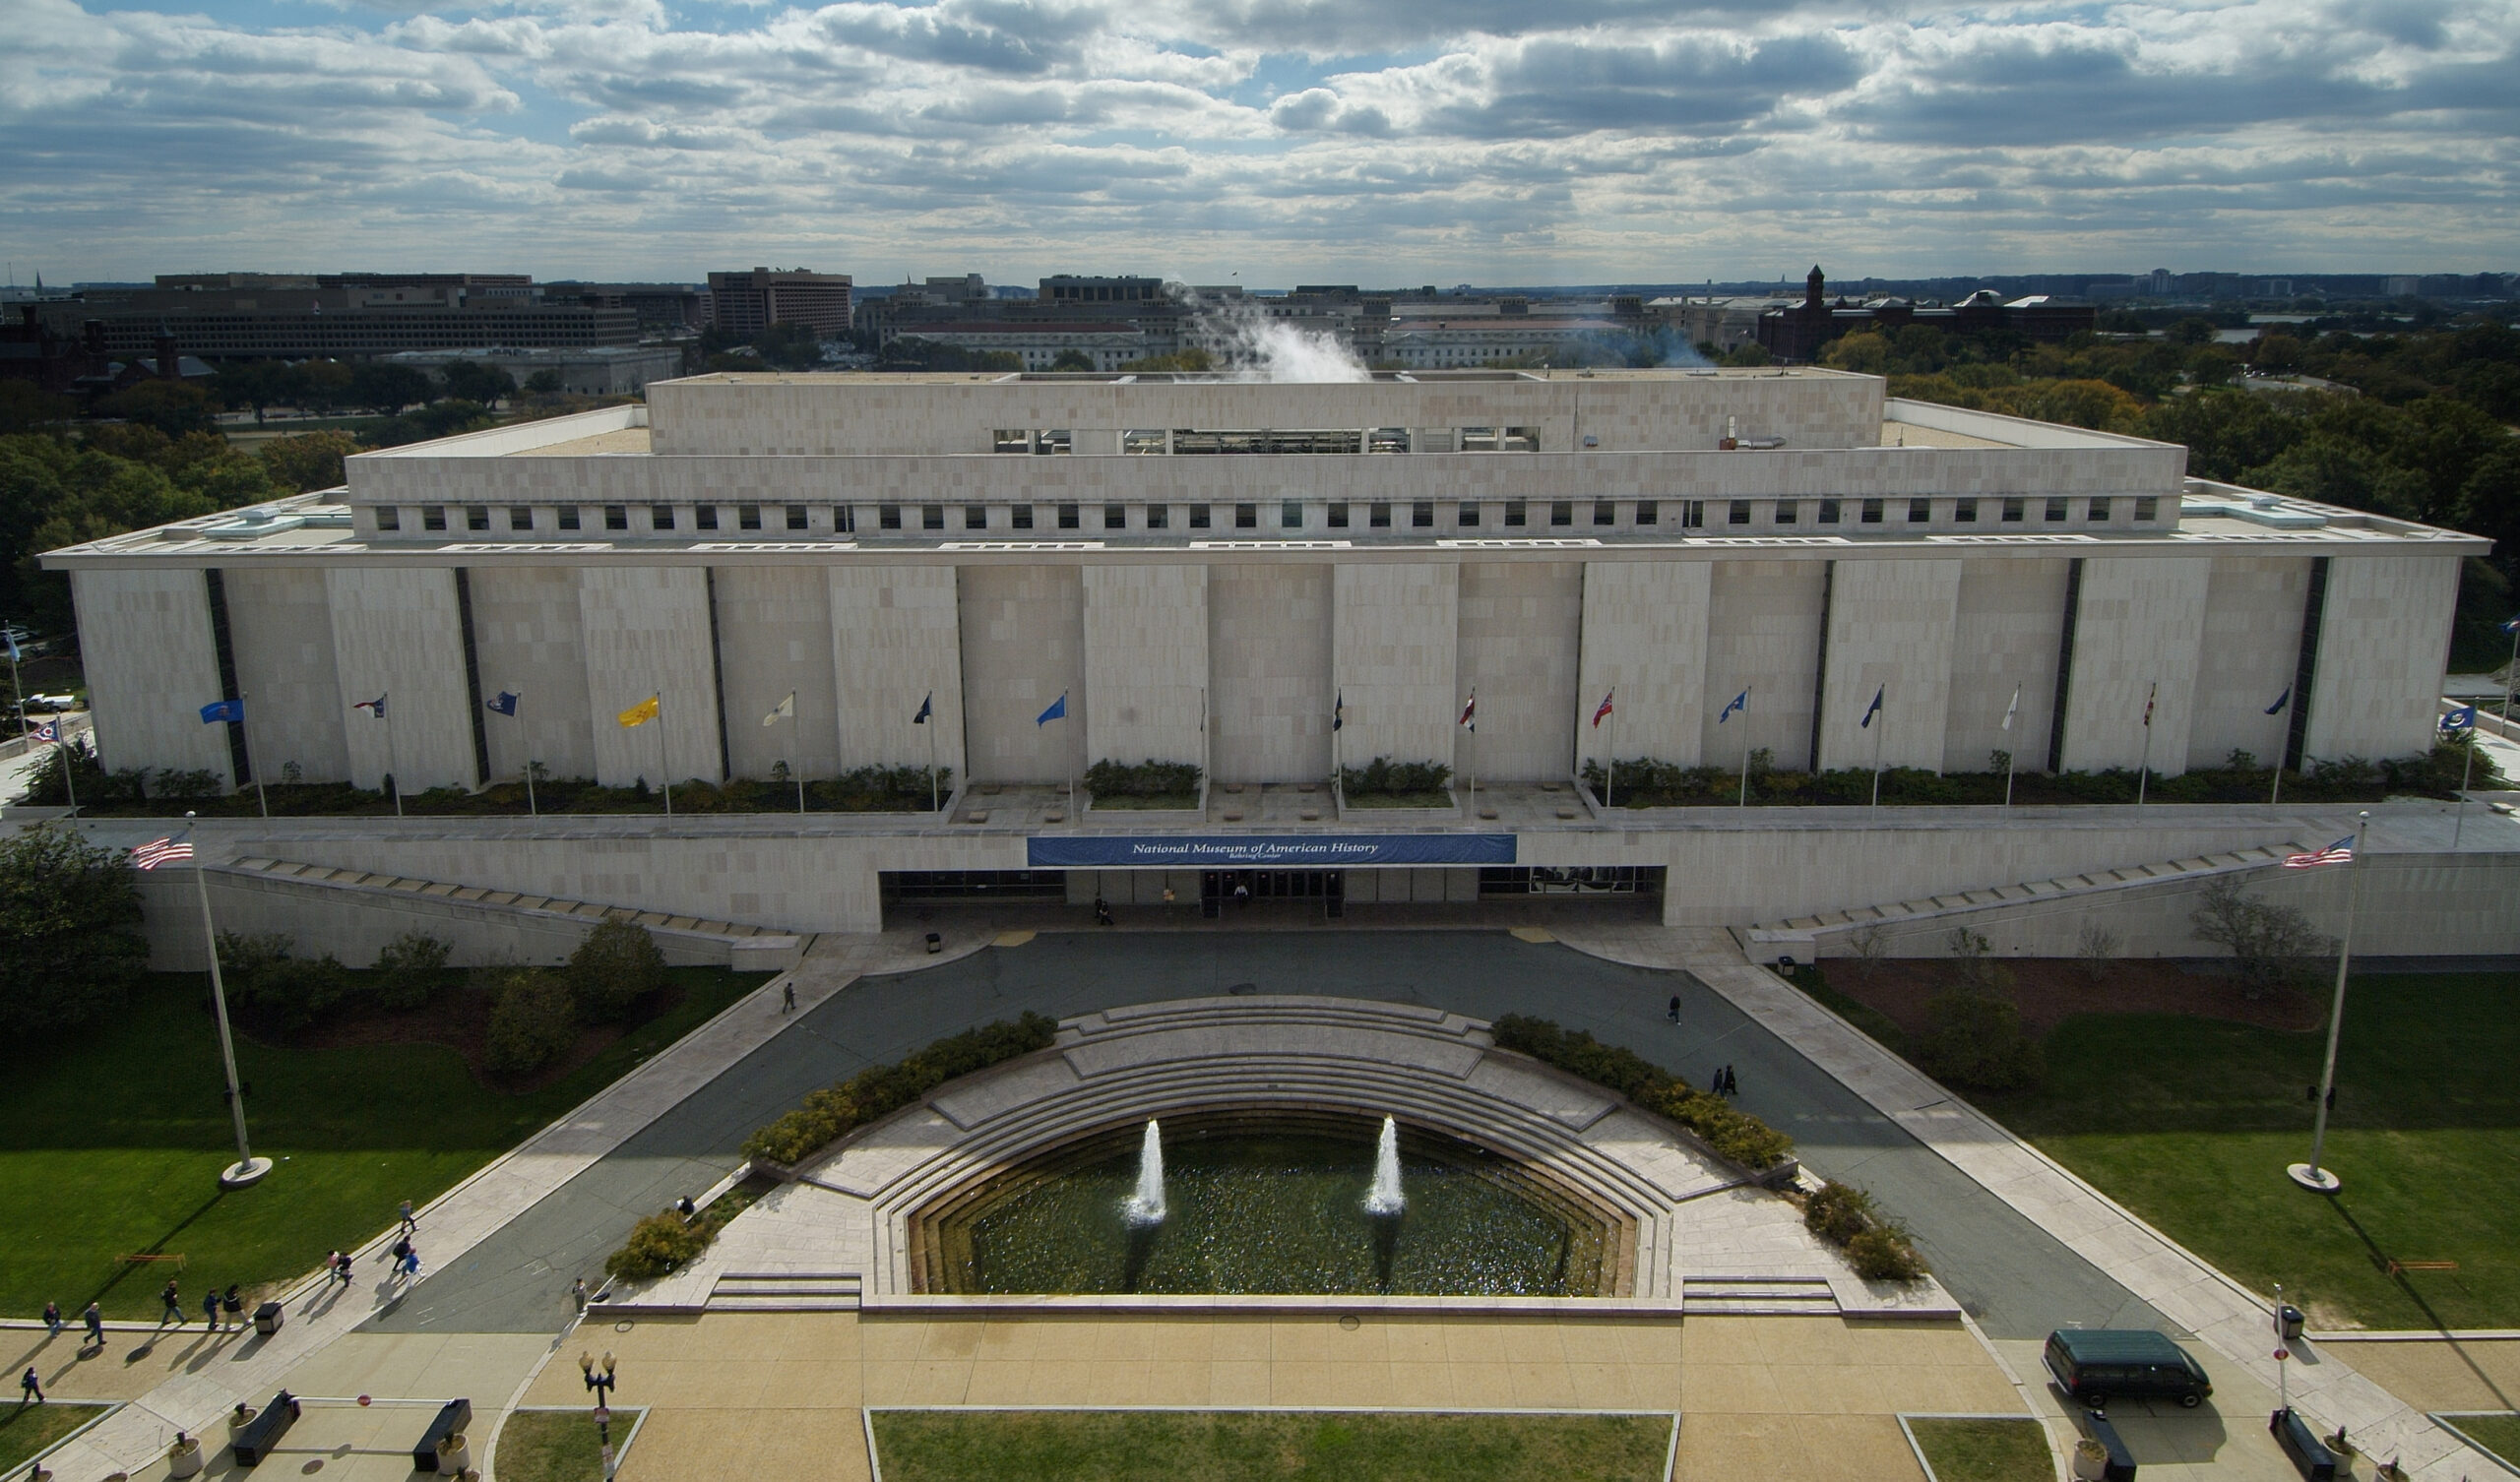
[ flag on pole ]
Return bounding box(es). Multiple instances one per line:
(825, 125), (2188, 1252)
(2264, 685), (2291, 716)
(486, 690), (520, 716)
(1592, 690), (1613, 728)
(131, 835), (194, 870)
(2501, 613), (2520, 635)
(353, 694), (387, 718)
(1719, 688), (1748, 723)
(617, 694), (660, 728)
(913, 692), (933, 724)
(2001, 684), (2020, 732)
(1458, 692), (1477, 732)
(1036, 692), (1067, 725)
(1859, 684), (1884, 729)
(2, 634), (19, 663)
(2142, 681), (2157, 727)
(2440, 705), (2478, 734)
(32, 719), (57, 743)
(199, 698), (243, 725)
(1332, 692), (1345, 732)
(2283, 836), (2356, 868)
(763, 691), (795, 727)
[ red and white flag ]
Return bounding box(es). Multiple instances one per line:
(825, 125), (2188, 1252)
(2283, 837), (2355, 869)
(1592, 690), (1613, 728)
(131, 836), (194, 871)
(1458, 692), (1477, 732)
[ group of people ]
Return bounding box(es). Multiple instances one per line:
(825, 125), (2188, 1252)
(150, 1279), (250, 1330)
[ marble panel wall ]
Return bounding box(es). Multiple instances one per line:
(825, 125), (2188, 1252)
(1209, 564), (1333, 782)
(1814, 558), (1960, 772)
(325, 566), (476, 792)
(957, 564), (1086, 783)
(2188, 555), (2311, 771)
(220, 566), (348, 784)
(465, 566), (597, 783)
(1455, 561), (1582, 781)
(831, 565), (966, 779)
(1700, 560), (1826, 772)
(72, 569), (231, 783)
(2305, 553), (2462, 763)
(715, 565), (841, 781)
(1083, 565), (1208, 770)
(576, 566), (723, 787)
(1333, 564), (1460, 772)
(2056, 556), (2209, 775)
(1942, 558), (2067, 776)
(1576, 562), (1710, 772)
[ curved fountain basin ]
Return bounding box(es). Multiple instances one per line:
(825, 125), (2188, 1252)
(914, 1108), (1615, 1297)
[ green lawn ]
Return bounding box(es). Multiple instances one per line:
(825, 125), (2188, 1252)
(2441, 1413), (2520, 1469)
(0, 969), (767, 1319)
(1781, 965), (1910, 1056)
(1906, 1417), (2052, 1482)
(1977, 972), (2520, 1330)
(493, 1407), (644, 1482)
(868, 1409), (1673, 1481)
(0, 1401), (112, 1474)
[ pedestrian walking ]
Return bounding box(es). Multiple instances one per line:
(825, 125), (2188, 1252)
(390, 1235), (411, 1266)
(1724, 1065), (1739, 1096)
(1667, 995), (1680, 1023)
(781, 982), (795, 1014)
(19, 1367), (39, 1404)
(399, 1247), (420, 1279)
(82, 1302), (102, 1347)
(202, 1290), (221, 1330)
(41, 1303), (60, 1337)
(158, 1280), (184, 1326)
(335, 1252), (354, 1286)
(1093, 895), (1113, 926)
(398, 1200), (417, 1236)
(571, 1278), (590, 1313)
(221, 1286), (242, 1326)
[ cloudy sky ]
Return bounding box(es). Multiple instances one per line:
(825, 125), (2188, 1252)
(2, 0), (2514, 285)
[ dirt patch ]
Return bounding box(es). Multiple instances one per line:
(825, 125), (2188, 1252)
(1825, 957), (2324, 1040)
(278, 982), (672, 1092)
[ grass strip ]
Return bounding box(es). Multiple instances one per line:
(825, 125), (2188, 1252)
(1907, 1417), (2051, 1482)
(0, 1402), (112, 1475)
(493, 1408), (644, 1482)
(2442, 1413), (2520, 1469)
(870, 1409), (1671, 1482)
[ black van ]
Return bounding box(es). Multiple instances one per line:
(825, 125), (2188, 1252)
(2044, 1328), (2214, 1409)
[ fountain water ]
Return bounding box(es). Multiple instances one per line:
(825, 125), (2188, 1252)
(1364, 1115), (1405, 1216)
(1121, 1118), (1166, 1226)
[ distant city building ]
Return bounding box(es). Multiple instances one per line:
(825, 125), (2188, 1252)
(1650, 294), (1788, 352)
(890, 322), (1148, 372)
(708, 269), (853, 340)
(31, 273), (639, 361)
(547, 283), (712, 334)
(1757, 267), (2097, 363)
(386, 345), (686, 399)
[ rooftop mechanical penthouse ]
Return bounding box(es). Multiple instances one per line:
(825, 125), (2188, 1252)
(43, 367), (2486, 932)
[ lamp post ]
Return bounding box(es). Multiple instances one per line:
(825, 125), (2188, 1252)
(581, 1350), (619, 1479)
(2288, 810), (2369, 1194)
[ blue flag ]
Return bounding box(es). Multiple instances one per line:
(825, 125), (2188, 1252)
(2440, 705), (2478, 734)
(485, 690), (520, 716)
(1719, 687), (1748, 722)
(914, 691), (933, 725)
(1860, 685), (1884, 728)
(2264, 685), (2291, 716)
(200, 698), (243, 725)
(2502, 613), (2520, 636)
(1036, 691), (1067, 726)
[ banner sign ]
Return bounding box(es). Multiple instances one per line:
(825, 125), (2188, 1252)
(1027, 834), (1517, 868)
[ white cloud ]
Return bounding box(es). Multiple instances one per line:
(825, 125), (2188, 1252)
(0, 0), (2513, 281)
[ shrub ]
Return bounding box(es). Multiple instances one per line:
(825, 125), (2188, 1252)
(1085, 758), (1203, 800)
(1917, 989), (2047, 1093)
(1492, 1014), (1796, 1171)
(1653, 1084), (1797, 1171)
(603, 1209), (710, 1280)
(2190, 878), (2333, 999)
(1803, 1181), (1877, 1246)
(1845, 1226), (1927, 1282)
(0, 823), (148, 1030)
(372, 930), (451, 1011)
(484, 970), (579, 1076)
(2075, 923), (2121, 983)
(567, 918), (666, 1023)
(740, 1013), (1058, 1165)
(217, 930), (348, 1034)
(1338, 757), (1452, 799)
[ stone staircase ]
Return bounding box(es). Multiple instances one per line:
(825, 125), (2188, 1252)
(1738, 841), (2307, 960)
(1680, 1276), (1839, 1315)
(706, 1271), (862, 1312)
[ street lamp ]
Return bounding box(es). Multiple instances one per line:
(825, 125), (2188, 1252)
(581, 1350), (619, 1479)
(2288, 810), (2370, 1194)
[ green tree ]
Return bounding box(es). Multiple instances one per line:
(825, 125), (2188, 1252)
(0, 823), (148, 1031)
(210, 360), (298, 423)
(484, 968), (578, 1075)
(566, 917), (666, 1022)
(346, 362), (432, 416)
(0, 381), (74, 436)
(371, 930), (451, 1011)
(1047, 348), (1096, 372)
(259, 430), (361, 493)
(95, 380), (218, 438)
(439, 359), (518, 407)
(522, 369), (564, 398)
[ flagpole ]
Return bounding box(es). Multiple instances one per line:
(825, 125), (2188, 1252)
(186, 811), (270, 1190)
(2136, 680), (2156, 806)
(1869, 691), (1885, 813)
(662, 690), (672, 815)
(384, 693), (403, 817)
(2289, 810), (2369, 1194)
(1606, 695), (1617, 809)
(59, 724), (79, 815)
(2502, 619), (2518, 734)
(5, 632), (23, 744)
(242, 690), (267, 820)
(2002, 684), (2019, 808)
(926, 697), (939, 814)
(527, 758), (537, 817)
(1737, 687), (1752, 808)
(2453, 718), (2474, 848)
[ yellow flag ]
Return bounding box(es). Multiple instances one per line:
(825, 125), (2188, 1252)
(616, 694), (660, 728)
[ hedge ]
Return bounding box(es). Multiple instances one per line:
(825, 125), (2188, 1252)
(1489, 1015), (1794, 1171)
(739, 1013), (1059, 1166)
(1803, 1181), (1927, 1281)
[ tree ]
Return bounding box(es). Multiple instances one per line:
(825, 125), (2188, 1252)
(2075, 923), (2121, 983)
(566, 917), (666, 1022)
(295, 359), (353, 414)
(211, 360), (298, 423)
(0, 823), (148, 1031)
(346, 362), (432, 416)
(259, 430), (361, 493)
(0, 381), (74, 437)
(215, 930), (348, 1034)
(439, 359), (518, 407)
(484, 968), (578, 1075)
(2190, 878), (2333, 999)
(522, 370), (564, 398)
(95, 380), (218, 438)
(1047, 348), (1095, 372)
(1917, 988), (2045, 1092)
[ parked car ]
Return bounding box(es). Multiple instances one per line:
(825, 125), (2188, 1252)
(20, 694), (79, 713)
(2044, 1328), (2213, 1409)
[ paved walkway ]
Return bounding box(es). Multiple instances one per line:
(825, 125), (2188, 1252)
(1549, 922), (2494, 1482)
(30, 927), (972, 1481)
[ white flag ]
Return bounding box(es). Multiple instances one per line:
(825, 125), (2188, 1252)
(763, 691), (795, 726)
(2001, 684), (2020, 732)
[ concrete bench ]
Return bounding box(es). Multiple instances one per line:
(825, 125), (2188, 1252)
(2270, 1407), (2338, 1482)
(411, 1398), (472, 1472)
(230, 1392), (300, 1466)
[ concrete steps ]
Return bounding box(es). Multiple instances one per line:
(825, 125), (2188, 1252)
(1681, 1275), (1838, 1315)
(706, 1271), (861, 1312)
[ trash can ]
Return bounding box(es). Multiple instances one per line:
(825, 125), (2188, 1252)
(253, 1301), (284, 1336)
(924, 932), (942, 955)
(2277, 1304), (2305, 1341)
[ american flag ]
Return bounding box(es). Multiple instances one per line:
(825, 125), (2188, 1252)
(130, 836), (194, 871)
(2283, 836), (2355, 869)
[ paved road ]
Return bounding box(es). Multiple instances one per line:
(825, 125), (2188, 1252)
(373, 929), (2166, 1340)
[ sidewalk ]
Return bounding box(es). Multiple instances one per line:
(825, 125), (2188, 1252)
(1551, 922), (2493, 1482)
(29, 926), (977, 1481)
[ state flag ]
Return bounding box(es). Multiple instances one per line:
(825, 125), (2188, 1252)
(486, 690), (520, 716)
(1859, 685), (1884, 729)
(1592, 690), (1613, 728)
(199, 698), (243, 725)
(1458, 692), (1477, 732)
(617, 694), (660, 728)
(1036, 692), (1068, 725)
(914, 692), (933, 725)
(763, 691), (795, 727)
